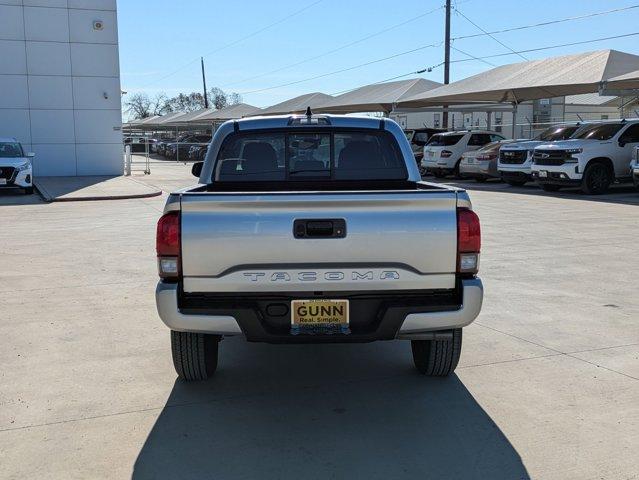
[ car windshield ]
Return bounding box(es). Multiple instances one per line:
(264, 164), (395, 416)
(573, 123), (625, 141)
(427, 134), (463, 146)
(535, 126), (579, 141)
(215, 129), (407, 182)
(0, 142), (24, 158)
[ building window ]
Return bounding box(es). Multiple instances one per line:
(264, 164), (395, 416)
(601, 115), (609, 120)
(434, 113), (440, 128)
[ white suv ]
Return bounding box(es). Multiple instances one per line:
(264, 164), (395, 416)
(531, 120), (639, 194)
(0, 138), (34, 195)
(498, 124), (582, 186)
(422, 130), (505, 177)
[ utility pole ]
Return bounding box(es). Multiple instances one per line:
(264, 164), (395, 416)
(442, 0), (451, 128)
(201, 57), (209, 109)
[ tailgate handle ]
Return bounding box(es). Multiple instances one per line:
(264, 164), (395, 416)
(294, 219), (346, 239)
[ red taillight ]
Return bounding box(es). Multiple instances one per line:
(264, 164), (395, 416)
(457, 208), (481, 274)
(441, 150), (453, 158)
(156, 211), (180, 278)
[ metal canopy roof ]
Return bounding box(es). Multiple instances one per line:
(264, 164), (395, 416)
(398, 50), (639, 107)
(600, 68), (639, 92)
(260, 92), (334, 115)
(315, 78), (442, 113)
(169, 108), (213, 124)
(195, 103), (262, 121)
(564, 93), (619, 106)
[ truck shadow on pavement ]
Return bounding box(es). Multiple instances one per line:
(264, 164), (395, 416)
(132, 337), (529, 480)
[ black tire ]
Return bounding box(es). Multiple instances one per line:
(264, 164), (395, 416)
(453, 161), (462, 178)
(24, 186), (34, 195)
(411, 329), (462, 376)
(541, 184), (561, 192)
(505, 179), (526, 187)
(171, 331), (220, 381)
(432, 170), (446, 178)
(582, 161), (612, 195)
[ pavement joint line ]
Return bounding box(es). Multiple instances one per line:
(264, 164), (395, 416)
(475, 322), (639, 382)
(0, 280), (150, 294)
(564, 342), (639, 355)
(0, 371), (433, 434)
(457, 352), (564, 370)
(4, 340), (623, 435)
(1, 342), (636, 435)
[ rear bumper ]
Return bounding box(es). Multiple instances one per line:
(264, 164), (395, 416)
(460, 162), (497, 177)
(155, 278), (483, 343)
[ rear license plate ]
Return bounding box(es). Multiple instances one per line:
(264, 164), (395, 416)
(0, 179), (6, 185)
(466, 159), (474, 164)
(291, 299), (349, 334)
(428, 151), (435, 157)
(539, 170), (548, 178)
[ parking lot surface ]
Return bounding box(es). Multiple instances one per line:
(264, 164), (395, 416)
(1, 164), (638, 479)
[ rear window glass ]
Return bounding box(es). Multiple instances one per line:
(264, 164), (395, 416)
(427, 134), (463, 146)
(214, 130), (407, 182)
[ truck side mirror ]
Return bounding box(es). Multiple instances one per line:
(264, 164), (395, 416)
(619, 139), (627, 147)
(27, 152), (35, 158)
(191, 161), (203, 178)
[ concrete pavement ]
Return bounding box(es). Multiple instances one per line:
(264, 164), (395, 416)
(0, 165), (638, 479)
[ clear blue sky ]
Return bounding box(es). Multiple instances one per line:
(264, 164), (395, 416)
(118, 0), (639, 108)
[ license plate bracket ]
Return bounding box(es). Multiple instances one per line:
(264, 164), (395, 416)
(291, 299), (349, 335)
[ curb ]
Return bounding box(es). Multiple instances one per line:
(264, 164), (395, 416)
(46, 190), (163, 202)
(34, 178), (163, 203)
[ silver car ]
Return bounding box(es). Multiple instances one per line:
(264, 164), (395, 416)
(460, 140), (518, 182)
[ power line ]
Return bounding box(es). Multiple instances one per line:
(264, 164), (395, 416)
(222, 4), (444, 89)
(451, 4), (639, 41)
(238, 41), (443, 95)
(331, 66), (440, 95)
(453, 7), (528, 60)
(241, 29), (639, 96)
(331, 31), (639, 95)
(137, 0), (323, 90)
(450, 45), (497, 67)
(448, 31), (639, 65)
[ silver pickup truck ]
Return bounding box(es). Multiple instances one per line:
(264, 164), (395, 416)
(155, 113), (483, 380)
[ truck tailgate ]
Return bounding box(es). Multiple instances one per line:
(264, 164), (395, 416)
(179, 190), (459, 293)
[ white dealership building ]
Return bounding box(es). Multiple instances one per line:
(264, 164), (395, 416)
(0, 0), (122, 176)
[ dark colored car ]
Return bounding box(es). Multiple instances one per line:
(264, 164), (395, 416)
(405, 127), (447, 175)
(169, 135), (212, 160)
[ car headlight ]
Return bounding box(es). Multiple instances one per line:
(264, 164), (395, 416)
(16, 162), (31, 172)
(565, 147), (582, 163)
